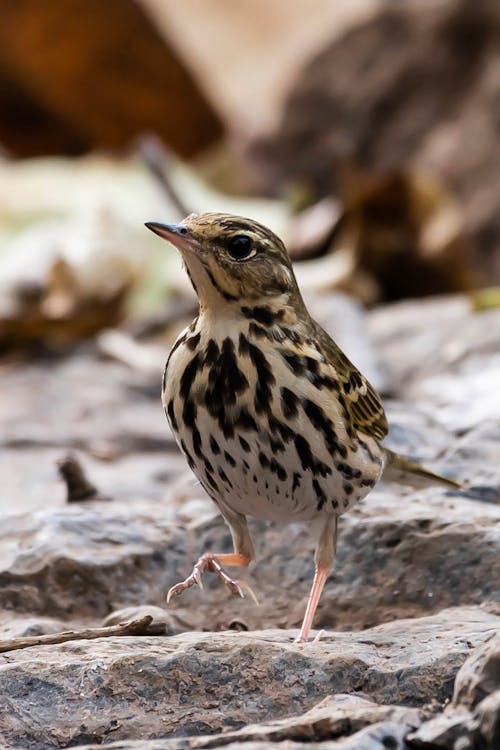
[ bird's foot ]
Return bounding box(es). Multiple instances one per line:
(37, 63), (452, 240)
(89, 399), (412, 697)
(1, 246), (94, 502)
(166, 553), (258, 604)
(294, 629), (325, 644)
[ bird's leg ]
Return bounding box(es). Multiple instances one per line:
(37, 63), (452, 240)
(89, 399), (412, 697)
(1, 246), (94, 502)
(295, 515), (338, 643)
(167, 513), (258, 603)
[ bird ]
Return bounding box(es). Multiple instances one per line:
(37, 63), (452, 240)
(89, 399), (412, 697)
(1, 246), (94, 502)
(145, 212), (460, 643)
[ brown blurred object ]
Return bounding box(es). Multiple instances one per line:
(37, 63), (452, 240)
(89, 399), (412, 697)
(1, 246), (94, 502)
(0, 0), (222, 157)
(252, 0), (500, 287)
(290, 171), (473, 304)
(331, 171), (474, 302)
(0, 258), (129, 354)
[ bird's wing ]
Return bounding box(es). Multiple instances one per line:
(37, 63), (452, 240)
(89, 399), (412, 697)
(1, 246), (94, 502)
(315, 324), (389, 441)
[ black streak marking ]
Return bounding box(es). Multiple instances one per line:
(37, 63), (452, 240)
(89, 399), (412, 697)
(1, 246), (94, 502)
(206, 268), (238, 302)
(218, 467), (233, 487)
(303, 399), (346, 457)
(224, 450), (236, 468)
(180, 439), (195, 471)
(204, 339), (219, 366)
(245, 340), (275, 415)
(221, 338), (248, 403)
(205, 471), (218, 491)
(294, 434), (331, 478)
(205, 338), (248, 438)
(259, 452), (270, 468)
(270, 458), (287, 481)
(236, 408), (258, 433)
(182, 399), (197, 429)
(361, 477), (376, 487)
(166, 400), (178, 431)
(249, 322), (269, 340)
(294, 435), (314, 471)
(180, 353), (202, 400)
(186, 332), (201, 351)
(241, 306), (283, 326)
(312, 479), (327, 511)
(282, 352), (304, 375)
(210, 435), (220, 454)
(281, 387), (299, 419)
(268, 415), (295, 442)
(167, 332), (187, 361)
(239, 436), (250, 452)
(192, 427), (202, 458)
(269, 434), (285, 453)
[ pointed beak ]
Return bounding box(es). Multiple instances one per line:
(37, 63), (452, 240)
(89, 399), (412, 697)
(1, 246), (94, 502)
(144, 221), (199, 253)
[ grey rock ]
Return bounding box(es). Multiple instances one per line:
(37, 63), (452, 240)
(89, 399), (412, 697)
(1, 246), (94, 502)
(76, 722), (413, 750)
(369, 297), (500, 435)
(453, 634), (500, 709)
(407, 711), (475, 749)
(0, 353), (170, 453)
(102, 605), (175, 634)
(475, 690), (500, 749)
(406, 633), (500, 749)
(0, 607), (495, 750)
(0, 504), (185, 618)
(0, 482), (499, 634)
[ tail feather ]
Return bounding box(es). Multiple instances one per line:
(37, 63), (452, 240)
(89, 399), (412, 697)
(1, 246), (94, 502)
(382, 448), (463, 490)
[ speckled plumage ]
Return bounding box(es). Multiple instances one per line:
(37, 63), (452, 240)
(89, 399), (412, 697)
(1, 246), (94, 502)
(146, 212), (460, 642)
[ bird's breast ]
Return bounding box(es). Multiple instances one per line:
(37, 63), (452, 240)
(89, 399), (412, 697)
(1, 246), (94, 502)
(162, 322), (383, 522)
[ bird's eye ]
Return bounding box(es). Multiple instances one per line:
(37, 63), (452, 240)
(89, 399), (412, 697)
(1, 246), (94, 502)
(227, 235), (254, 260)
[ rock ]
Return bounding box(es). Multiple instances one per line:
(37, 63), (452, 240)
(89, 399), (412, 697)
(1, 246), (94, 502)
(0, 504), (185, 618)
(407, 633), (500, 749)
(0, 612), (80, 640)
(75, 695), (420, 749)
(102, 605), (174, 635)
(407, 711), (474, 749)
(0, 608), (496, 750)
(453, 634), (500, 709)
(78, 721), (414, 750)
(0, 486), (498, 634)
(0, 353), (170, 454)
(475, 690), (500, 749)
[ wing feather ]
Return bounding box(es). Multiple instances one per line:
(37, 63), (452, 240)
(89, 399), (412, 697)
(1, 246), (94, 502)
(314, 323), (389, 441)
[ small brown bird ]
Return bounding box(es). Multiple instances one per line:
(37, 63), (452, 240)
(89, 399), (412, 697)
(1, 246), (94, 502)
(146, 213), (460, 642)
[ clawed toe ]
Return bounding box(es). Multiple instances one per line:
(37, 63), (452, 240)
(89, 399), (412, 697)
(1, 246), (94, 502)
(166, 555), (258, 605)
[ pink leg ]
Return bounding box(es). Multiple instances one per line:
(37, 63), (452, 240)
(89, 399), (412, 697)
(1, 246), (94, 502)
(295, 515), (338, 643)
(167, 512), (258, 604)
(295, 564), (331, 643)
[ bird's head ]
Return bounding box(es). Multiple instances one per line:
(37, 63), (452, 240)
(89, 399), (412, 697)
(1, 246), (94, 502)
(145, 212), (304, 314)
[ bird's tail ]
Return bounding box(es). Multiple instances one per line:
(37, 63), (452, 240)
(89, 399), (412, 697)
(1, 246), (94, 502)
(382, 448), (463, 490)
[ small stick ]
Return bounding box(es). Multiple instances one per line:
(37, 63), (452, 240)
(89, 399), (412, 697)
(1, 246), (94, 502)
(138, 134), (190, 218)
(0, 615), (154, 654)
(57, 453), (104, 503)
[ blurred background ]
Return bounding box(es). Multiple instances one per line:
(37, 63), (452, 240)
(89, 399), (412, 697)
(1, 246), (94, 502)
(2, 0), (500, 357)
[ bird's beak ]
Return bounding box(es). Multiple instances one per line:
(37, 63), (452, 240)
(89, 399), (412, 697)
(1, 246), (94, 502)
(144, 222), (200, 253)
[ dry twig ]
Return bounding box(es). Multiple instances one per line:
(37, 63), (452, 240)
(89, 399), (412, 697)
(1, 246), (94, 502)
(0, 615), (155, 654)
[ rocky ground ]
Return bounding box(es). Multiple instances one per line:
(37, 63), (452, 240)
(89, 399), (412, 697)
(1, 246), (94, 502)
(0, 293), (499, 749)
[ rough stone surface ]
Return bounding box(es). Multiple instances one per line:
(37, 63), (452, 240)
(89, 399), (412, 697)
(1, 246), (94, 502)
(0, 608), (496, 750)
(453, 634), (500, 709)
